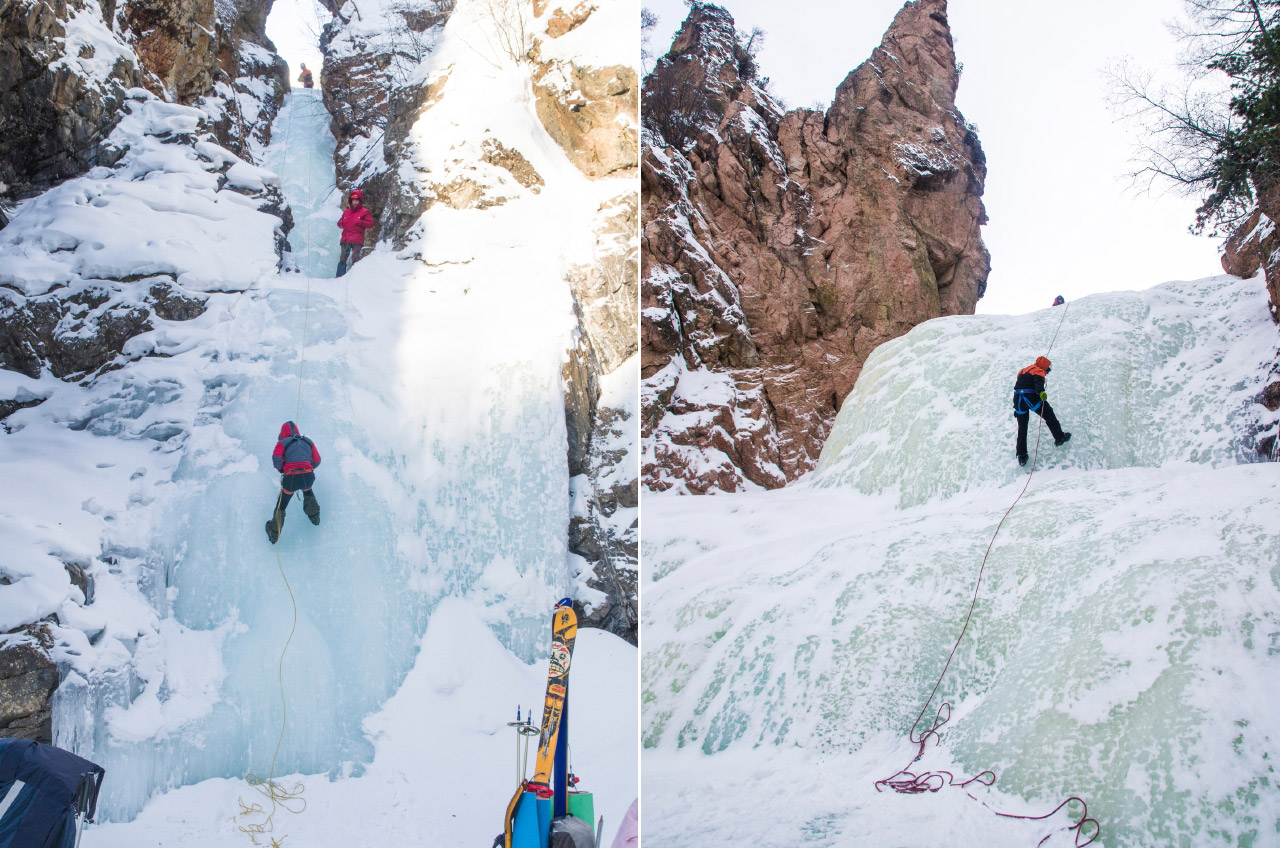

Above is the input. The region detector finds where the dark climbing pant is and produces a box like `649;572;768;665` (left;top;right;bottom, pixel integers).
1016;401;1065;459
270;486;318;537
337;242;361;277
281;471;315;494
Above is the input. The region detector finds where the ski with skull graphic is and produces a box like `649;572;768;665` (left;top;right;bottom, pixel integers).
528;602;577;795
499;602;578;848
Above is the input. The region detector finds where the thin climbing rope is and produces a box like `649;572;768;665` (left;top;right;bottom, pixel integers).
237;92;316;847
876;302;1100;847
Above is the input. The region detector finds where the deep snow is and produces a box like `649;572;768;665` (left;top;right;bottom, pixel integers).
642;274;1280;847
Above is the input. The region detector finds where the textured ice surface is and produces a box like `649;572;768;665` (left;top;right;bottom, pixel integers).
262;90;340;278
49;88;573;820
815;277;1274;505
643;276;1280;847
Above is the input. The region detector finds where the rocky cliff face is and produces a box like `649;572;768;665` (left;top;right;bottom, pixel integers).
0;0;286;201
319;0;638;641
1;0;143;196
641;0;989;494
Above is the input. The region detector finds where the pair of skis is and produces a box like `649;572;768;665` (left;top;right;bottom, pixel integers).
501;603;578;848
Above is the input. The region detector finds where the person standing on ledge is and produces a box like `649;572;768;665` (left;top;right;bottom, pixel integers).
298;63;314;89
337;188;374;277
1012;356;1071;467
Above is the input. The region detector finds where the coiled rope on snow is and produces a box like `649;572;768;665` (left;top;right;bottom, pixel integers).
875;302;1101;847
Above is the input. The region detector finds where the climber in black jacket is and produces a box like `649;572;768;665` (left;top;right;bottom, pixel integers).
1013;356;1071;466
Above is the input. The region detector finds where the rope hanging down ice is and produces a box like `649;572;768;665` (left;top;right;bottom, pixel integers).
237;94;318;847
875;302;1101;847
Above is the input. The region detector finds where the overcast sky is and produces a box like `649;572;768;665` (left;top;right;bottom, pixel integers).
266;0;331;86
644;0;1226;315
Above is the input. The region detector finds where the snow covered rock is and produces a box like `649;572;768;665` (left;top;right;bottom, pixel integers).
0;0;144;195
317;0;454;241
1218;186;1280;457
0;0;285;200
0;623;58;743
1221;182;1280;326
0;93;284;396
641;0;990;494
530;0;638;178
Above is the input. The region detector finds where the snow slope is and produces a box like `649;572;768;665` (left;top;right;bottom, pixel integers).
0;4;637;837
89;606;637;847
642;274;1280;847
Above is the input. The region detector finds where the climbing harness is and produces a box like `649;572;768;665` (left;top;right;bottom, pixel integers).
237;93;318;847
876;302;1100;847
1012;388;1042;415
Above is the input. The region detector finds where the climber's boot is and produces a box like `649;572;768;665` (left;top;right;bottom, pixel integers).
302;490;320;526
1055;431;1072;448
266;509;286;544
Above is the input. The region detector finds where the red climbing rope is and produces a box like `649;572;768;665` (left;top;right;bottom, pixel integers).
876;302;1100;847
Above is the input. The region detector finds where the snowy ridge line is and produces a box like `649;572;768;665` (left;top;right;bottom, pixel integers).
875;304;1100;846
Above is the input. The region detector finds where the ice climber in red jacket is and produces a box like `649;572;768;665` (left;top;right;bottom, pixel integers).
267;421;321;544
336;189;374;277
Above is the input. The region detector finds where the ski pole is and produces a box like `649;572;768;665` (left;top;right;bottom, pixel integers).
596;815;603;847
507;706;524;787
519;717;537;780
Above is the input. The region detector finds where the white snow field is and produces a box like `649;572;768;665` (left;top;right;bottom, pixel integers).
642;274;1280;847
0;0;638;838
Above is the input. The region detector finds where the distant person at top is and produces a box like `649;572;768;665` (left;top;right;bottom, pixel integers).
1053;295;1065;306
266;421;321;544
1012;356;1071;467
337;189;374;277
298;64;314;89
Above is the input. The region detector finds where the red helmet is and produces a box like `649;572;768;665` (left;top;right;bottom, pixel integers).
349;189;363;200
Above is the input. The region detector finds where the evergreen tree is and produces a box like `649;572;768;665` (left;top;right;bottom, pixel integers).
1113;0;1280;234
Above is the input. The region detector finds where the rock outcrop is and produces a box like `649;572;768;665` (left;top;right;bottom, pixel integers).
564;194;639;642
0;0;143;197
1222;184;1280;326
0;0;285;203
530;0;638;178
641;0;989;494
1220;177;1280;461
534;0;638;643
317;0;457;246
0;623;58;743
0;0;289;421
0;277;207;389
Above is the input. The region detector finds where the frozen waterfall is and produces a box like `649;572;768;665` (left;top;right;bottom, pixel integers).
642;275;1280;847
53;89;573;821
263;89;340;279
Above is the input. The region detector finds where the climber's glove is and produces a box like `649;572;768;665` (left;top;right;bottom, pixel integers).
1039;391;1048;401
